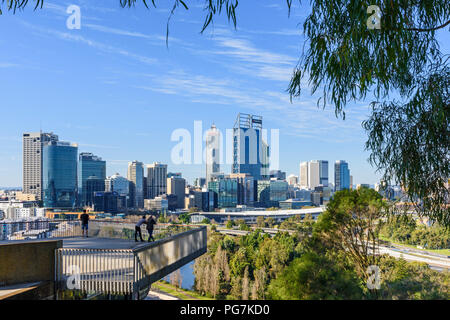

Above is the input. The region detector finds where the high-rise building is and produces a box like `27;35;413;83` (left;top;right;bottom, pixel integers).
78;152;106;207
105;173;129;196
42;140;78;208
167;176;186;209
23;132;58;200
147;162;168;199
299;161;308;188
85;176;106;207
287;174;298;186
232;113;268;180
205;124;221;184
270;170;286;180
299;160;328;189
318;160;329;187
230;173;255;207
208;176;238;208
127;161;144;208
334;160;350;191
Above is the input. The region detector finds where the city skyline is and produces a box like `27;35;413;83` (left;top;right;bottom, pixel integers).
0;0;404;187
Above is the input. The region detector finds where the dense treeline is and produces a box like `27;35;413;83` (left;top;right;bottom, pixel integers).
380;215;450;250
193;188;450;300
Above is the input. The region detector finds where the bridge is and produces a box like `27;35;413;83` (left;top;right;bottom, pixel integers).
0;220;207;300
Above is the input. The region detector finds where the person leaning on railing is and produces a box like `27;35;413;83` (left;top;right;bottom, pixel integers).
135;215;146;242
146;215;157;242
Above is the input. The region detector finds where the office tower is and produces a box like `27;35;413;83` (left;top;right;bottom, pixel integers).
308;161;320;189
261;139;270;180
105;173;129;195
167;176;186;209
205;124;221;183
287;174;298;186
167;172;182;178
23;132;58;200
85;176;105;207
143;177;148;200
232;113;267;180
299;160;327;189
78;152;106;207
318;160;329;187
299;162;308;188
128;161;144;208
42;140;78;208
208;176;238;208
334;160;350;191
147;162;168;199
256;179;288;208
230;173;255;207
270;170;286;180
194;177;206;188
350;175;354;189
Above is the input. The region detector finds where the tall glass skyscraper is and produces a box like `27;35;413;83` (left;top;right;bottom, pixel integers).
78;152;106;207
42;141;78;208
334;160;350;191
232;113;268;180
128;161;144;208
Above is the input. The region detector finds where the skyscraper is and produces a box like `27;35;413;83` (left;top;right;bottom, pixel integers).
300;160;328;189
318;160;329;187
205;124;221;184
78;152;106;207
335;160;350;192
232;113;267;180
127;161;144;208
147;162;168;199
167;176;186;209
23;132;58;200
42;140;78;208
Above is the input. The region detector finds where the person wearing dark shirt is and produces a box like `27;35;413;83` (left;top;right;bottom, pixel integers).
135;215;146;242
80;210;90;238
146;215;157;242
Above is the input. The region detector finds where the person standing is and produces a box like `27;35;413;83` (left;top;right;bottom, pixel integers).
135;215;146;242
80;210;90;238
146;215;157;242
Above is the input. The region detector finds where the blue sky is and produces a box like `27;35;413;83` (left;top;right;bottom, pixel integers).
0;0;447;187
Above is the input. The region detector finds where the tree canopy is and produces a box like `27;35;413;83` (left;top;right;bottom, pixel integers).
2;0;449;225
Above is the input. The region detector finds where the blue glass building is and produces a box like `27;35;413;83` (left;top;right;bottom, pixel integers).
334;160;350;191
78;152;106;207
43;141;78;208
208;177;238;208
232;113;268;180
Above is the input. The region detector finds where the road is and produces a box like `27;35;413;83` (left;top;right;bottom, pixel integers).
377;244;450;271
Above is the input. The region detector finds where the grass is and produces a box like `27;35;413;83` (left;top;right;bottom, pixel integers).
151;281;213;300
379;236;450;256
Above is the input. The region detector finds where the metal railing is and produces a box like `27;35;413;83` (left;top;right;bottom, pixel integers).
54;225;207;300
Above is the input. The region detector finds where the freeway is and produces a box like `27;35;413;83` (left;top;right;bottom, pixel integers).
215;227;450;271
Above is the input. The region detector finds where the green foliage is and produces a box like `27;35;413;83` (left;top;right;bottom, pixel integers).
377;255;450;300
201;218;211;224
380;216;450;249
226;219;234;229
178;212;190;224
267;252;364;300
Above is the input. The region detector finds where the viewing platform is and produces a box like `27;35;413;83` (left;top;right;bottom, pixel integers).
0;220;207;300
